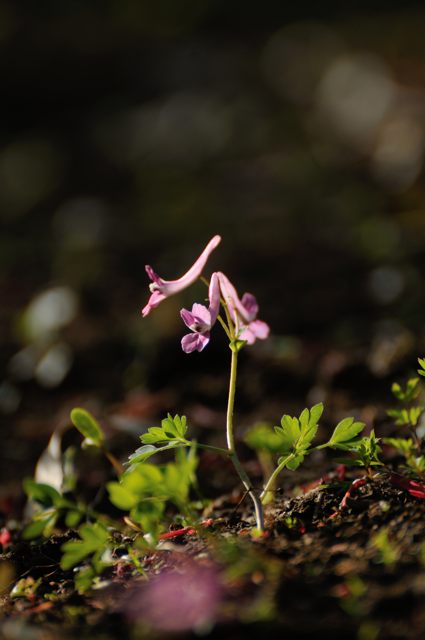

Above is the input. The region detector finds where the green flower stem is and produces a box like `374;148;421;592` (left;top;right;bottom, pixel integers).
227;347;264;532
260;453;295;504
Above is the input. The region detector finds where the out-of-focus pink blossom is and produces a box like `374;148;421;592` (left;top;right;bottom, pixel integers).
0;528;11;549
142;235;221;317
123;563;221;632
180;273;220;353
217;272;270;344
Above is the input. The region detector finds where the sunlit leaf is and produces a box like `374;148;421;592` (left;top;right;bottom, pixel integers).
70;408;104;447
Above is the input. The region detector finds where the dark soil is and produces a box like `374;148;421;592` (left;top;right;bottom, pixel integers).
1;472;424;640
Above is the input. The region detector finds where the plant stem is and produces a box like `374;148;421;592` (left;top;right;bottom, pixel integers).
260;453;295;503
188;442;231;456
226;347;264;532
102;448;125;476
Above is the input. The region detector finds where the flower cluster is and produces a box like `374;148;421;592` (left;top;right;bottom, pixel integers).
142;236;269;353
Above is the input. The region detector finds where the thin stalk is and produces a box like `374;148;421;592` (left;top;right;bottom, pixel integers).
260;453;295;503
102;447;125;476
186;441;231;456
226;348;264;531
217;314;232;340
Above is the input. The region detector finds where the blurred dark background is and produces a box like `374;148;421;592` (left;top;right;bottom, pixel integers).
2;1;425;493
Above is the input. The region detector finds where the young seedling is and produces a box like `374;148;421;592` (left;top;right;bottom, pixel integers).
70;408;124;476
384;359;425;478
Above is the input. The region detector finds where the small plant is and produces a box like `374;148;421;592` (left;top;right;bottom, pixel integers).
22;238;379;545
22;478;88;539
330;430;384;479
107;446;199;538
384;358;425;478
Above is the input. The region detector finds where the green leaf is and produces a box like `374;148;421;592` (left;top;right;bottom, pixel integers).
130;500;165;536
22;511;58;540
286;454;304;471
383;437;414;454
65;510;83;528
310;403;324;427
119;464;164;498
172;414;187;438
274;404;324;456
328;417;365;446
107;482;139;510
299;408;309;430
74;566;96;595
275;415;300;451
70;408;104;447
60;523;109;570
23;479;62;508
298;403;323;448
140;415;188;446
244;423;285;453
129;442;185;464
391;378;420;403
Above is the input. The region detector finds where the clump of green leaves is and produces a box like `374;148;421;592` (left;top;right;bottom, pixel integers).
22;479;86;539
258;405;367;502
384;359;425;477
108;445;199;539
10;576;41;600
387;377;423;428
383;437;425;477
61;522;111;570
328;430;384;477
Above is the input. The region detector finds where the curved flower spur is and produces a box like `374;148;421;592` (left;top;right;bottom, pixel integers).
142;235;222;317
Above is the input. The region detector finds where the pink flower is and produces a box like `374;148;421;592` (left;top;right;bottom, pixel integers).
217;272;269;344
180;273;220;353
123;563;221;632
142;235;221;317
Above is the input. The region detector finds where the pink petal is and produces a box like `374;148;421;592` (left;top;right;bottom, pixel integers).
145;265;163;287
217;272;250;324
180;308;197;329
241;293;259;321
191;303;211;326
249;319;270;340
239;320;270;345
181;332;210;353
141;290;166;317
180;305;211;332
208;272;220;325
238;325;255;345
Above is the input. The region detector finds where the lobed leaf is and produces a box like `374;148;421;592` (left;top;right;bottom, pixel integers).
328;417;365;446
275;415;300;451
60;523;109;570
140;414;188;445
